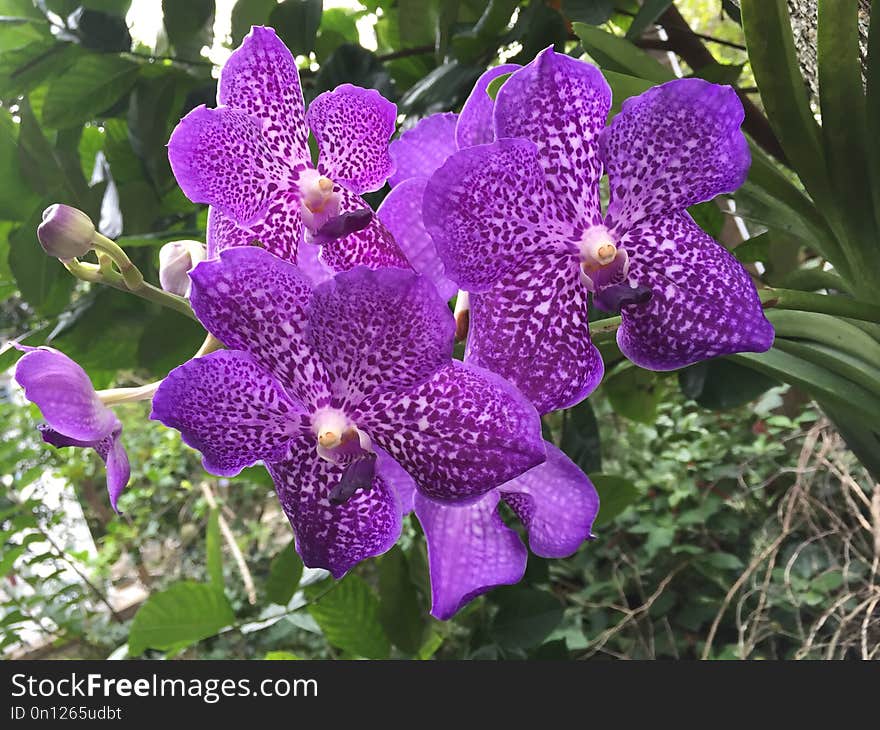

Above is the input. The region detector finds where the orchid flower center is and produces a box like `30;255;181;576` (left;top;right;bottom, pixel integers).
579;225;618;271
298;169;341;237
312;407;372;463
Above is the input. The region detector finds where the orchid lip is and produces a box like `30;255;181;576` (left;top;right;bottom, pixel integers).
312;407;373;463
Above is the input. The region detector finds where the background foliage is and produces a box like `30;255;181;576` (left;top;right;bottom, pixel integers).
0;0;878;660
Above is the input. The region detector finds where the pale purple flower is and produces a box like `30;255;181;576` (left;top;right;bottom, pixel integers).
167;25;408;277
150;246;545;577
158;240;207;297
388;50;773;415
14;346;130;512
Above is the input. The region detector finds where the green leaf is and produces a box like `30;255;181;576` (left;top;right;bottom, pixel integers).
740;1;833;220
817;0;880;293
314;44;395;99
731;348;880;428
679;359;778;411
603;69;655;117
162;0;214;58
604;364;662;423
315;8;360;63
42;54;140;129
7;208;73;315
128;581;235;655
591;474;639;528
560;399;602;474
625;0;672;40
230;0;277;46
137;307;206;377
270;0;323;56
398;0;438;46
265;539;304;606
561;0;614;25
307;575;390;658
572;23;674;83
509;0;567;64
206;509;223;592
0;113;38;219
377;546;425;655
491;587;564;650
732;231;770;264
398;61;480;114
765;310;880;367
693;61;745;86
485;71;511;101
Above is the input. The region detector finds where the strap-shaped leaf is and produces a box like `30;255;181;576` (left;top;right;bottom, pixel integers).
572;23;674;83
740;1;833;219
731;348;880;427
817;0;880;293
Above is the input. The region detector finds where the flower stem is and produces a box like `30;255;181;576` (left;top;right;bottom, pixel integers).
759;288;880;324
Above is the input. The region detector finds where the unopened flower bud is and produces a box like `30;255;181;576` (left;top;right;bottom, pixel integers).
159;240;207;297
37;204;95;260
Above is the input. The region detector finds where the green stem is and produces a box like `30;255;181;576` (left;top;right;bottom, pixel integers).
759;288;880;323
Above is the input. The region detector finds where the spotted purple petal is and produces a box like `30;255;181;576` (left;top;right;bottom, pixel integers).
308;84;397;195
388;112;458;187
189;246;331;408
168;105;295;225
466;253;604;414
500;442;598;557
494;49;610;228
267;436;402;578
15;346;119;442
305;266;455;407
150;350;306;477
376;447;416;515
296;240;333;286
356;361;545;502
617;211;774;370
601;77;750;234
424;137;561;293
377;178;458;300
414;490;526;620
218;25;309;162
455;63;520;150
318;186;411;273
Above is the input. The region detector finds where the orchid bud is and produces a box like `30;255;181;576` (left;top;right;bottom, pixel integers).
37;204;95;260
158;240;207;297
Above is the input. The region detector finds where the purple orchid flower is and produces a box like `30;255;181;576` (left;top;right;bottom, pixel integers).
377;66;601;618
416;442;598;619
388;51;773;415
150;246;545;578
13;346;130;512
167;25;409;278
378;65;520;301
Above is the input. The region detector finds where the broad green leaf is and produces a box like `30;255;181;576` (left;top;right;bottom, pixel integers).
307;575;390;658
740;1;834;224
136;304;206;377
820;400;880;482
270;0;323;56
206;509;223;592
398;0;438;46
603;69;654;117
0;113;38;219
7;208;73;315
230;0;277;46
485;71;511;101
773;340;880;400
866;0;880;248
265;539;304;606
315;7;360;63
561;0;614;25
491;587;564;650
591;474;639;527
572;23;673;83
128;581;235;655
314;44;396;99
693;61;744;86
451;0;519;62
678;359;778;411
560;399;601;474
688;201;725;239
603;364;662;424
377;546;425;655
399;61;480;114
162;0;214;58
42;55;140;129
625;0;672;40
0;39;84;100
509;0;567;64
